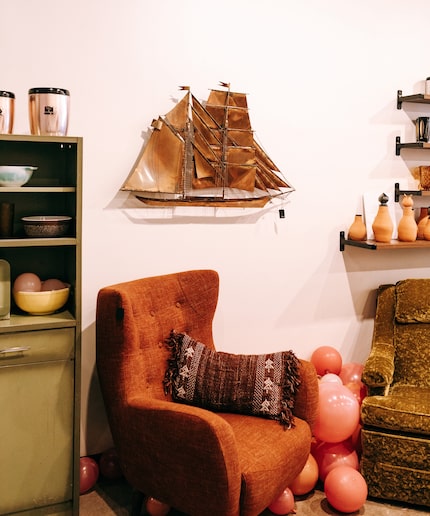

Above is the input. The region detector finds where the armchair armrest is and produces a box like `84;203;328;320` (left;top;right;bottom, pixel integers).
294;359;319;429
362;284;396;396
120;397;241;516
362;340;395;395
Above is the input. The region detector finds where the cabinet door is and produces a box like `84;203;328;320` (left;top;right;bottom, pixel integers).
0;358;74;514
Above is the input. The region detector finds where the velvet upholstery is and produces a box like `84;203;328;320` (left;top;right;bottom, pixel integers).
96;270;318;516
361;279;430;507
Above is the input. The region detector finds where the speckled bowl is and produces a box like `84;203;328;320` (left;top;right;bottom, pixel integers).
22;216;72;237
0;166;37;187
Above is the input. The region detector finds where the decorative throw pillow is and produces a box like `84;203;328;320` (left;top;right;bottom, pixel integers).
163;330;301;428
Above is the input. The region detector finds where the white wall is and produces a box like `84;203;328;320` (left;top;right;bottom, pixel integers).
4;0;430;455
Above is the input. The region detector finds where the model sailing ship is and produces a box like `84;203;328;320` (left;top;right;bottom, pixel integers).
122;82;294;208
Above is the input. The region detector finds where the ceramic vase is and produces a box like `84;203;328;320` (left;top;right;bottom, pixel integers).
397;194;417;242
417;207;429;239
372;193;393;243
348;214;367;241
424;218;430;241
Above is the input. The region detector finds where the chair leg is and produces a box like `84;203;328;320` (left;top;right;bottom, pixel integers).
130;488;145;516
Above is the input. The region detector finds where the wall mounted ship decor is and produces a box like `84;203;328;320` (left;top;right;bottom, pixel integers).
122;82;294;208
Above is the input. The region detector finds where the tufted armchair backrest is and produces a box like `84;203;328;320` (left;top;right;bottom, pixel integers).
96;270;219;412
392;279;430;388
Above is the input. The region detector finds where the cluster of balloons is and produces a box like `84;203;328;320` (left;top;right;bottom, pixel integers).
267;346;368;515
79;447;123;495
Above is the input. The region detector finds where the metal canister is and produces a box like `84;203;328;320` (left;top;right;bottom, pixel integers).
0;91;15;134
28;87;70;136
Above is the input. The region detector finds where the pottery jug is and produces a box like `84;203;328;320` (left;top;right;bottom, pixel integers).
397;194;417;242
372;193;393;243
348;214;367;241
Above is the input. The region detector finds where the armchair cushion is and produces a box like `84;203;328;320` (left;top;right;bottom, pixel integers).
361;385;430;434
164;331;301;428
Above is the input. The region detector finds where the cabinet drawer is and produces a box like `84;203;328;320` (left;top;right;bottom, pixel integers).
0;327;74;365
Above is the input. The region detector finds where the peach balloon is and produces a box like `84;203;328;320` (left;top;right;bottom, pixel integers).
313;383;360;443
145;497;170;516
324;466;368;513
313;439;359;481
289;453;319;495
311;346;342;376
320;373;342;384
268;488;295;515
339;362;363;385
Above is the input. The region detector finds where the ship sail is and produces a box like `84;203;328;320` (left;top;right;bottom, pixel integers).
121;83;294;207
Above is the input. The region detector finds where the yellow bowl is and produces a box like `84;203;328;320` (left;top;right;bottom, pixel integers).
13;287;70;315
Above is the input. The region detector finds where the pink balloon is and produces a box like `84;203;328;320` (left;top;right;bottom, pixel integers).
311;346;342;376
145;497;170;516
344;380;367;405
339;362;363;384
313;383;360;443
320;373;342;384
313;439;359;481
324;466;368;513
99;447;123;480
268;488;295;515
80;457;99;494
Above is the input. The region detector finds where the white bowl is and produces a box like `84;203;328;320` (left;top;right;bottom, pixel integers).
0;166;37;187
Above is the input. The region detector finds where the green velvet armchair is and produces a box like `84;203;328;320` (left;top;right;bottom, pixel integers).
361;279;430;507
96;270;318;516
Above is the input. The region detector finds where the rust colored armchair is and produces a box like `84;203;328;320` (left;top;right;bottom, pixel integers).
361;279;430;507
96;270;318;516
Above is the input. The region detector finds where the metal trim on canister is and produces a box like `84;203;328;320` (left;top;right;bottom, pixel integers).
0;91;15;99
28;87;69;96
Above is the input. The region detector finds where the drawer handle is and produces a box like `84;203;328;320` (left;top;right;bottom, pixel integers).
0;346;31;355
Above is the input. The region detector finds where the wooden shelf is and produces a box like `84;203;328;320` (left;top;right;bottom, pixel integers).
395;136;430;155
397;90;430;109
340;231;430;251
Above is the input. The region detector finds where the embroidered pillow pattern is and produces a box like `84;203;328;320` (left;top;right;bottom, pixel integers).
164;330;301;428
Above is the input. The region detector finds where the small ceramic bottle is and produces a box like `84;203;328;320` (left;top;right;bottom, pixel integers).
372;193;393;243
348;214;367;241
417;207;430;239
397;194;417;242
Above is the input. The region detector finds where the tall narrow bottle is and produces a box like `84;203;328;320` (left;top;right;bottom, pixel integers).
0;259;10;319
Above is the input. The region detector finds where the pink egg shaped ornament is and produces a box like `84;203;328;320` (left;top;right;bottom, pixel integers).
41;278;66;291
13;272;42;292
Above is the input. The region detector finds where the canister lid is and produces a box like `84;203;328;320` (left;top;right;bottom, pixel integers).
28;87;69;96
0;91;15;98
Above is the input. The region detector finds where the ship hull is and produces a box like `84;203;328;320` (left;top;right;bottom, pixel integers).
135;195;271;208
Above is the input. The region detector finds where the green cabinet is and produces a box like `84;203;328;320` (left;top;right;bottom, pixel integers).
0;136;82;515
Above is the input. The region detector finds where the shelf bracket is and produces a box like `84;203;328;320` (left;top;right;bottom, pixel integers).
394;182;422;202
396;136;401;156
339;231;377;251
397;89;403;110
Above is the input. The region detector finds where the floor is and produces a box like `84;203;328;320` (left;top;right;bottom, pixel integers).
80;477;429;515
